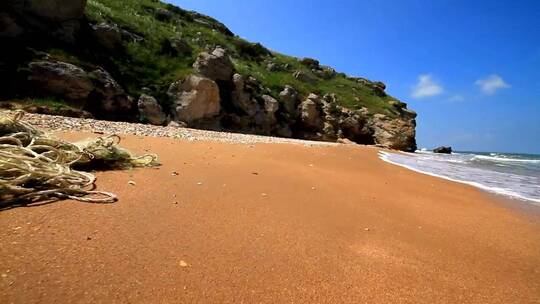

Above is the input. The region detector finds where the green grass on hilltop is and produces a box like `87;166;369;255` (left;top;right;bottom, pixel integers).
81;0;401;116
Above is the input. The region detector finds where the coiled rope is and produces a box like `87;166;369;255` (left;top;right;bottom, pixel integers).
0;111;159;208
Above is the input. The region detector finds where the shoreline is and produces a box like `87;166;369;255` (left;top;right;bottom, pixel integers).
379;151;540;206
16;110;539;210
1;117;540;303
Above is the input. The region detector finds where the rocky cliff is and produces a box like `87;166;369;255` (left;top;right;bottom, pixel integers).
0;0;417;151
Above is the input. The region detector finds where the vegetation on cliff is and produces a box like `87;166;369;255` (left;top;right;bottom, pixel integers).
84;0;401;114
0;0;417;151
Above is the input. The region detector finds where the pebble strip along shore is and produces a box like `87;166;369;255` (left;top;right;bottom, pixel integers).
5;111;338;146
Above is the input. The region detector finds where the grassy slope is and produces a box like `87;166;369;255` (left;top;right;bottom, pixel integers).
80;0;402;116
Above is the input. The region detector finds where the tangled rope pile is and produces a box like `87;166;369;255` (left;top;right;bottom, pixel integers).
0;111;159;208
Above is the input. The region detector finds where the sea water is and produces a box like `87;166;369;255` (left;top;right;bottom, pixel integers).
379;150;540;205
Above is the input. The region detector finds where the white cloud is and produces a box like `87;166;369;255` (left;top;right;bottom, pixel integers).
411;74;443;98
448;95;464;102
475;74;510;95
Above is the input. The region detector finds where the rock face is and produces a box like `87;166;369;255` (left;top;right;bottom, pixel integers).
15;0;87;22
193;47;234;82
1;0;87;42
433;146;452;154
168;74;221;124
138;95;167;125
279;85;299;115
91;23;124;52
28;61;94;102
262;94;279;124
26;60;134;119
298;94;322;129
1;0;419;152
89;68;133;115
368;113;417;152
231;73;259;116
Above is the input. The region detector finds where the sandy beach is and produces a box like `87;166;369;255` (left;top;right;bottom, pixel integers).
1;130;540;303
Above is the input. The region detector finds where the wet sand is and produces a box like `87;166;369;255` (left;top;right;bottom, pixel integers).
1;133;539;303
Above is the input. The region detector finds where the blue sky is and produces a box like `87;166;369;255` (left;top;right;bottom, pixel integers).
171;0;540;153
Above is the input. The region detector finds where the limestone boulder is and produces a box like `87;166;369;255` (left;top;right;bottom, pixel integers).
27;60;94;102
262;94;279;123
368;114;417;152
167;74;221;124
89;68;133;114
138;94;167;125
231;73;259;116
298;94;322;129
193;47;234;82
279;85;299;115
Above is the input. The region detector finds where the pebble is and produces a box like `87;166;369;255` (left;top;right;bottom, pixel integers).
364;228;370;231
171;171;179;176
9;111;337;146
128;181;136;186
197;182;203;186
179;260;188;267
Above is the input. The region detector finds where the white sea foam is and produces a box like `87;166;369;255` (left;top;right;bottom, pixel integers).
472;155;540;164
379;151;540;205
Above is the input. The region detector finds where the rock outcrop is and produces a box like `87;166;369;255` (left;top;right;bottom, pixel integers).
13;0;87;22
90;23;124;52
26;60;135;119
368;113;417;152
231;73;259;116
1;0;87;42
262;94;279;124
167;74;221;124
28;61;94;102
433;146;452;154
279;85;299;115
298;94;322;129
1;0;418;152
193;47;234;82
138;95;167;125
89;68;133;116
